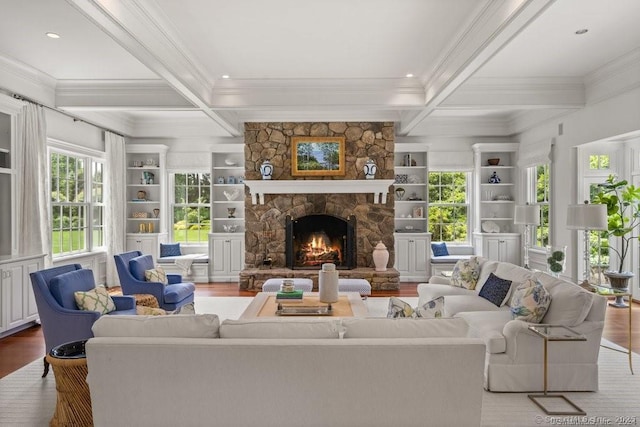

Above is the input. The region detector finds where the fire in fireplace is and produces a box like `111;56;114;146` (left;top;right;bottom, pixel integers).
286;214;356;269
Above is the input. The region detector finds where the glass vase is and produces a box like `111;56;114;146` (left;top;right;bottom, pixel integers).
546;245;567;277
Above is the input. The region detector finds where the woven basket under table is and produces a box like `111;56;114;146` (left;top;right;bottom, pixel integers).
46;354;93;426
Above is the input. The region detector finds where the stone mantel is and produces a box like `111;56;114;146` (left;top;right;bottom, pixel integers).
244;179;395;205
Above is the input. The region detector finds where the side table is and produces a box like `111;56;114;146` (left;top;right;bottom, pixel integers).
46;340;93;426
528;325;586;416
591;284;634;374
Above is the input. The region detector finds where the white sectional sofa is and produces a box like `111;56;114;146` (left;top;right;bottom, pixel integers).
86;315;485;427
417;257;607;392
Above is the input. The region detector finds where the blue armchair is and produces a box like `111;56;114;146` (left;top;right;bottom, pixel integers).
114;251;196;311
30;264;137;377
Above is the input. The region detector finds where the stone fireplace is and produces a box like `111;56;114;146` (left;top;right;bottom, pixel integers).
285;214;356;270
240;121;399;291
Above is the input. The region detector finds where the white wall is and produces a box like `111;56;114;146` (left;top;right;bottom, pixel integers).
518;85;640;296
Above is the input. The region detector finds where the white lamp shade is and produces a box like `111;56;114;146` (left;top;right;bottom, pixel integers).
566;203;607;230
514;204;540;225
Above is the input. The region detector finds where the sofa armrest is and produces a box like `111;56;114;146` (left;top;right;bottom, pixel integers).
428;276;452;285
167;274;183;284
502;319;604;363
111;295;136;310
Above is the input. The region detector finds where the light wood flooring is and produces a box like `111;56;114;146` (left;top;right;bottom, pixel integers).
1;282;638;379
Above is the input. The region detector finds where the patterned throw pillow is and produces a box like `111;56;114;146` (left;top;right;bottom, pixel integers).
74;285;116;315
431;242;449;257
387;296;445;318
145;265;168;285
451;257;481;289
510;279;551;323
160;243;181;257
478;273;512;307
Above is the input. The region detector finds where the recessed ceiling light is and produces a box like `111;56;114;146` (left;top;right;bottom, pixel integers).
575;29;588;35
221;75;230;79
405;73;414;78
46;32;61;39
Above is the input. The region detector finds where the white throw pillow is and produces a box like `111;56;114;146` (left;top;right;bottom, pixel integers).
510;279;551;323
541;282;594;327
74;285;116;315
219;319;340;338
451;257;481;290
92;314;220;338
387;296;444;318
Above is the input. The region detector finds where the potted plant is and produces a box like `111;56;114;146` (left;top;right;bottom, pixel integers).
592;174;640;295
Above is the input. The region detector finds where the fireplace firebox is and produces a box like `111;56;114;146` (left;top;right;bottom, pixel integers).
286;214;356;270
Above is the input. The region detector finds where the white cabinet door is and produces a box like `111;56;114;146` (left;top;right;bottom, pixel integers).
0;255;44;336
210;233;245;281
126;233;167;259
394;233;430;281
479;234;520;264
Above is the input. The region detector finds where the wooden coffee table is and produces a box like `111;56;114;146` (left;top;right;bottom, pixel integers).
239;292;368;319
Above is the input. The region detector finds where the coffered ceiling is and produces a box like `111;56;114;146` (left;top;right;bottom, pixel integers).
0;0;639;139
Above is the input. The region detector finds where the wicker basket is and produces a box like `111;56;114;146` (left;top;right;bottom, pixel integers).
132;212;148;218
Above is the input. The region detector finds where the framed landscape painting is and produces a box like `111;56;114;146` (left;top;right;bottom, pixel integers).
291;136;345;176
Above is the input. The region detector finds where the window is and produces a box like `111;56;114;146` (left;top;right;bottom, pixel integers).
50;150;104;256
428;171;469;242
171;172;211;243
527;164;550;248
589;154;610;170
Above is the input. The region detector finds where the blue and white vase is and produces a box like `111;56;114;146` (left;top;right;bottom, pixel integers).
364;159;377;179
488;171;501;184
260;160;273;180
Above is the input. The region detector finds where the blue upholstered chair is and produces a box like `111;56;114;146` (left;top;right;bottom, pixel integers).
114;251;196;311
30;264;137;377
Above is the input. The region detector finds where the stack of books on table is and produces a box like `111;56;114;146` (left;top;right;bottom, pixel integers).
275;290;304;303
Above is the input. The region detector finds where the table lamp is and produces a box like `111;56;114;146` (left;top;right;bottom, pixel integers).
566;201;607;285
514;204;540;269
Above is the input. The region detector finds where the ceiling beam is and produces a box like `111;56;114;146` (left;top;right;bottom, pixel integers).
65;0;241;136
400;0;557;136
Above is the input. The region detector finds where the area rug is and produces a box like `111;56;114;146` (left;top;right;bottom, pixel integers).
1;297;638;427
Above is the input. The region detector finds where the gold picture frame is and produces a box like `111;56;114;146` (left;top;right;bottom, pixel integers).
291;136;345;176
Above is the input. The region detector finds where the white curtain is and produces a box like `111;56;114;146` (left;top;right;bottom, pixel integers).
105;131;126;286
15;103;51;265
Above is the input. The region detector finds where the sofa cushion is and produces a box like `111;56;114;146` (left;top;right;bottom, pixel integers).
74;285;116;314
510;279;551;323
92;314;220;338
160;242;182;257
418;283;477;303
442;295;504;317
451;256;481;290
387;296;444;318
49;269;97;309
478;273;512;307
454;311;512;354
342;317;469;338
431;242;449;257
129;255;155;281
145;266;168;285
540;279;594;327
219;319;340;339
163;283;196;304
475;260;499;293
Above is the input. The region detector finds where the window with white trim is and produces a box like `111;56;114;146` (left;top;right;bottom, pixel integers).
171;172;211;243
50;150;104;256
428;171;470;242
526;164;550;248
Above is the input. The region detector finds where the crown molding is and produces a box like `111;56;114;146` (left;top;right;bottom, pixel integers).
585;48;640;105
0;54;57;106
56;79;193;108
211;78;425;108
409;115;510;137
235;108;402;124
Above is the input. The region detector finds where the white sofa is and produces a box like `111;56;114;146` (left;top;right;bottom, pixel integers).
417;257;607;392
86;315;485;427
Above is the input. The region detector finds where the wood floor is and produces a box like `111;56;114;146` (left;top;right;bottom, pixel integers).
1;282;638;379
